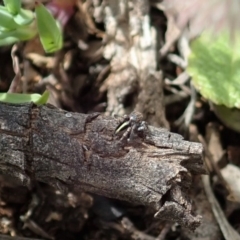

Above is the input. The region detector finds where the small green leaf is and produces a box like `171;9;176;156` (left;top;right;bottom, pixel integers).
0;6;19;29
212;103;240;133
0;90;49;105
0;22;37;41
13;9;34;26
35;90;50;105
35;2;63;53
3;0;21;15
0;36;18;46
187;30;240;109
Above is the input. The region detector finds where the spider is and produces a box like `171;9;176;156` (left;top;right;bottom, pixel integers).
114;111;148;142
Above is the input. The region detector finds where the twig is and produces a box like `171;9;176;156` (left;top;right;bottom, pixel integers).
167;54;187;69
8;44;21;93
202;175;240;240
121;217;155;240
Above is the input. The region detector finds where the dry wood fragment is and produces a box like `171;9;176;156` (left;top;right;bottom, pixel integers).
202;175;240;240
100;0;168;128
0;102;206;230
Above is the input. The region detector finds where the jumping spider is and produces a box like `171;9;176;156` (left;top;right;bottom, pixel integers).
114;111;149;143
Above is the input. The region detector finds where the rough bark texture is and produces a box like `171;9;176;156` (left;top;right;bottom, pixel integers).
0;102;206;230
101;0;169;128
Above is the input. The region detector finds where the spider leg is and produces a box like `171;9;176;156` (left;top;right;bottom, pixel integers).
128;124;140;142
119;126;132;142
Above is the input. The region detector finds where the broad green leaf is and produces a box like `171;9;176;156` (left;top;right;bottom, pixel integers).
188;30;240;109
0;90;49;105
3;0;21;15
35;3;63;53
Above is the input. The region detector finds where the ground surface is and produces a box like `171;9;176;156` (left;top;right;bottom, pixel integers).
0;1;240;240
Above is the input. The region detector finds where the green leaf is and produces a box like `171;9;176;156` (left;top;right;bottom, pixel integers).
0;90;49;105
0;22;37;41
2;1;34;26
35;90;50;105
187;30;240;109
0;36;19;46
0;6;19;29
3;0;21;15
35;2;63;53
13;8;34;26
212;103;240;133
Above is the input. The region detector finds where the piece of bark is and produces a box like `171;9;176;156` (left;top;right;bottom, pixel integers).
181;177;221;240
0;102;206;230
